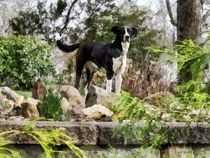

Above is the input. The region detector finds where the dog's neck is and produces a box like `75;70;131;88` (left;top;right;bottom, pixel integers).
121;42;130;55
111;39;130;56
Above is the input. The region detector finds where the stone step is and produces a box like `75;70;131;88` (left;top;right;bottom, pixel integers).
0;120;210;145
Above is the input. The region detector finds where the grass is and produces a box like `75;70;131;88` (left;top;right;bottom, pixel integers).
15;91;32;99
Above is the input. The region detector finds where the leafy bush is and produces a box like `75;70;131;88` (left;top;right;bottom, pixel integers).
151;39;210;109
40;89;62;120
0;35;53;90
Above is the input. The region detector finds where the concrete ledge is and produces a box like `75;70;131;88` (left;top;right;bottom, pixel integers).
0;120;210;145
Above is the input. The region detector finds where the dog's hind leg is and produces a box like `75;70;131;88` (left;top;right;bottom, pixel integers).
84;61;96;95
84;68;94;95
74;61;85;89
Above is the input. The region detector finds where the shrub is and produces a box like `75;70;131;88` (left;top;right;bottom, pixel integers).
0;35;54;89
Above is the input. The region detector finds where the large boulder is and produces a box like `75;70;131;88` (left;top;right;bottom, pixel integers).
0;87;24;115
45;85;85;109
85;85;118;109
82;104;113;121
21;98;41;119
60;85;85;109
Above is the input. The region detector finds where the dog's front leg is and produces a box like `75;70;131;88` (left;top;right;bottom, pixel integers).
106;79;112;93
106;68;114;93
115;75;122;94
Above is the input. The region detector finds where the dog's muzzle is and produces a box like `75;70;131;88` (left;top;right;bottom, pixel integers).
124;35;130;42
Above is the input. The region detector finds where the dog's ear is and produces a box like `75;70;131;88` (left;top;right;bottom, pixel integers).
131;27;137;37
111;26;119;34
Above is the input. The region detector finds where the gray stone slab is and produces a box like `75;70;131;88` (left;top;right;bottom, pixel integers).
0;120;210;145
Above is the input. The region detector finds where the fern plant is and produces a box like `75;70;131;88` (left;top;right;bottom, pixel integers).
0;131;22;158
151;39;210;109
113;91;167;148
0;121;86;158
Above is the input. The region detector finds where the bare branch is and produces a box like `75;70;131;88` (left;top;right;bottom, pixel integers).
203;10;210;22
59;0;79;35
165;0;177;26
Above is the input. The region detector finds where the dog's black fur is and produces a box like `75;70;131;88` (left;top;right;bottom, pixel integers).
56;26;137;93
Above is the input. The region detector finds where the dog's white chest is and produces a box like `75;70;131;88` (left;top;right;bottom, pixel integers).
113;55;126;75
121;42;130;54
112;42;129;75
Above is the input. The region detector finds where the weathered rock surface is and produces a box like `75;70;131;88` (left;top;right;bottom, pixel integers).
143;91;177;108
60;85;85;109
83;104;113;121
193;146;210;158
21;98;41;118
32;78;45;100
66;105;86;121
162;146;193;158
0;120;99;145
0;87;24;115
85;85;118;109
60;97;72;114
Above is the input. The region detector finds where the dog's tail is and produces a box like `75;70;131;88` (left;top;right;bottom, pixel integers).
56;40;80;53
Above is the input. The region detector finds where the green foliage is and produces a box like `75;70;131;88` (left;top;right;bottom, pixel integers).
0;131;22;158
151;40;210;109
175;80;209;109
40;89;62;120
175;40;210;109
113;89;209;152
0;122;85;158
0;35;53;89
113;91;167;148
22;122;85;158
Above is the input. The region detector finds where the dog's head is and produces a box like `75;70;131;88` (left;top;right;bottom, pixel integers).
111;26;137;42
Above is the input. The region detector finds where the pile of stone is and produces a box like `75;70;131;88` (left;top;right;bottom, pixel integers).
0;79;116;122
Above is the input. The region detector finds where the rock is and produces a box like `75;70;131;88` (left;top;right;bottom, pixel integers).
66;105;86;121
143;91;177;108
21;98;41;119
162;146;194;158
0;87;23;114
32;78;45;100
60;97;72;114
1;87;20;100
15;96;24;108
60;85;85;109
193;146;210;158
85;85;118;109
83;104;113;121
8;116;25;121
135;148;160;158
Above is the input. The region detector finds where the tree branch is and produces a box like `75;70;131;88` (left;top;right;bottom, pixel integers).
165;0;177;26
202;10;210;22
59;0;79;35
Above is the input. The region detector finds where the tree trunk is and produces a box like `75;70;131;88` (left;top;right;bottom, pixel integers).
177;0;202;44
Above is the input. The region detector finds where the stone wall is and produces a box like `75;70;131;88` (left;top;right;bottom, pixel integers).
0;120;209;158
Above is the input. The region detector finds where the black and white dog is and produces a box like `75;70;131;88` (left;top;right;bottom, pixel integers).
56;26;137;94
